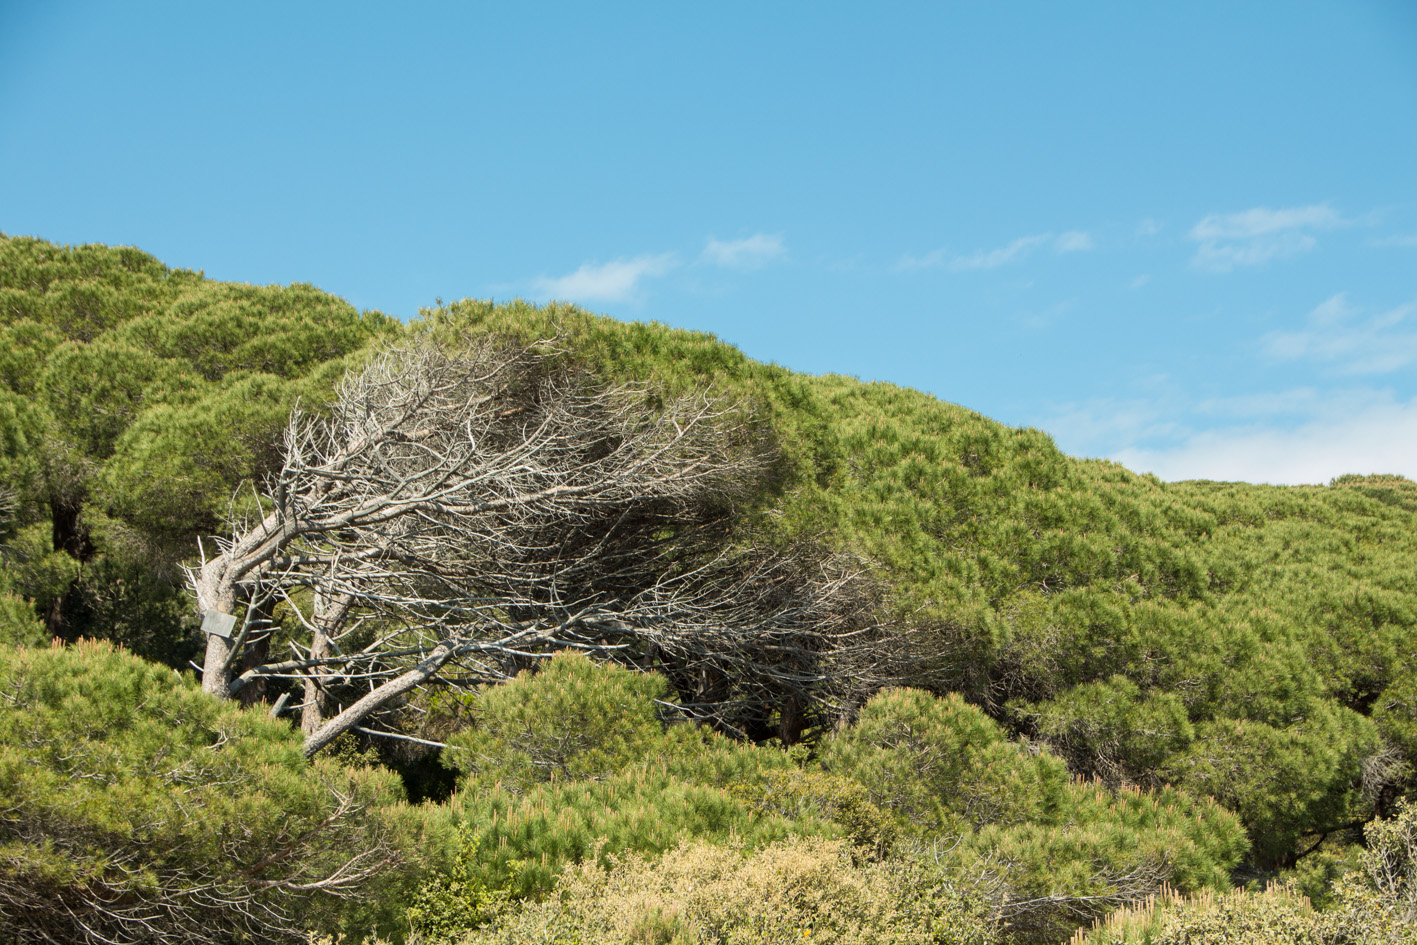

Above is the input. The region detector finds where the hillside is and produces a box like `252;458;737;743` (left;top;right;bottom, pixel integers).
2;234;1415;943
427;297;1417;865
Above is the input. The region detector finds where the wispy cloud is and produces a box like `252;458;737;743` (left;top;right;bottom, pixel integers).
894;248;951;271
1372;233;1417;248
700;233;786;269
1111;392;1417;485
1262;292;1417;374
899;230;1094;272
1188;203;1342;271
1042;396;1182;456
1127;274;1150;289
534;253;678;304
1135;218;1162;238
1193;387;1322;418
949;234;1050;270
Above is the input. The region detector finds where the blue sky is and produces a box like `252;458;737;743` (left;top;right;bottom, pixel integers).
2;2;1415;484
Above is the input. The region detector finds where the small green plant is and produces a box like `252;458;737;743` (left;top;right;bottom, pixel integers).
405;826;512;944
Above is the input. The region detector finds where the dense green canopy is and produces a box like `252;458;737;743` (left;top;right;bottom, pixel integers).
0;235;395;658
2;235;1415;942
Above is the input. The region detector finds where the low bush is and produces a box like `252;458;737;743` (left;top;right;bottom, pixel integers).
458;837;999;945
1070;800;1417;944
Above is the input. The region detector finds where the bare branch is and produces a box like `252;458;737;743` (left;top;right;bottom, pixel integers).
190;336;899;753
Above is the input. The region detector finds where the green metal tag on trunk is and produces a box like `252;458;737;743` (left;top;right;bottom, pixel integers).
201;609;238;639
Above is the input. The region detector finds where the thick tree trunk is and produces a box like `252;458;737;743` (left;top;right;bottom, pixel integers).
199;586;237;697
50;492;92;560
234;612;273;708
301;630;333;735
303;643;455;758
777;694;804;746
301;588;354;733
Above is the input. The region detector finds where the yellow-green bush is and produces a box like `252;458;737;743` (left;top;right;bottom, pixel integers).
1067;884;1321;945
458;837;998;945
1071;801;1417;945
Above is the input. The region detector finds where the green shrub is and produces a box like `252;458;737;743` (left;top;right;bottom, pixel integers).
820;688;1068;833
732;766;899;861
1158;707;1379;866
821;687;1247;940
437;761;817;901
0;640;417;945
0;593;45;647
417;653;832;939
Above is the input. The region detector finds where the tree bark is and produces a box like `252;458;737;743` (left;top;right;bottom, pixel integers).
199;586;237;697
301;630;333;735
303;643;456;758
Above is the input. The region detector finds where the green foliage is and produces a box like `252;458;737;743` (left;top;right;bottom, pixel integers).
404;825;512;944
0;593;46;647
0;235;395;665
441;766;813;900
821;688;1069;832
1068;884;1323;945
1012;675;1193;784
821;687;1247;938
447;651;681;790
1071;801;1417;944
1323;798;1417;940
968;780;1247;905
3;523;80;616
0;640;416;944
445;652;793;794
434;654;816;909
417;298;1417;868
1375;674;1417;767
1157;706;1378;866
6;238;1417;936
732;767;899;861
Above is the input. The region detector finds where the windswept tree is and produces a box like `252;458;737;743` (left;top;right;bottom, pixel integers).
190;336;887;756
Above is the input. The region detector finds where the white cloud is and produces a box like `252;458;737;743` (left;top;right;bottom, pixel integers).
1054;230;1094;253
1111;392;1417;485
1373;233;1417;248
948;234;1051;271
1135;218;1162;238
534;253;678;304
700;233;785;269
1188;203;1342;271
1262;293;1417;374
1127;274;1150;289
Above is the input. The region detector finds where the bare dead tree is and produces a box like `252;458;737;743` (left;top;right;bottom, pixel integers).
190;336;892;757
